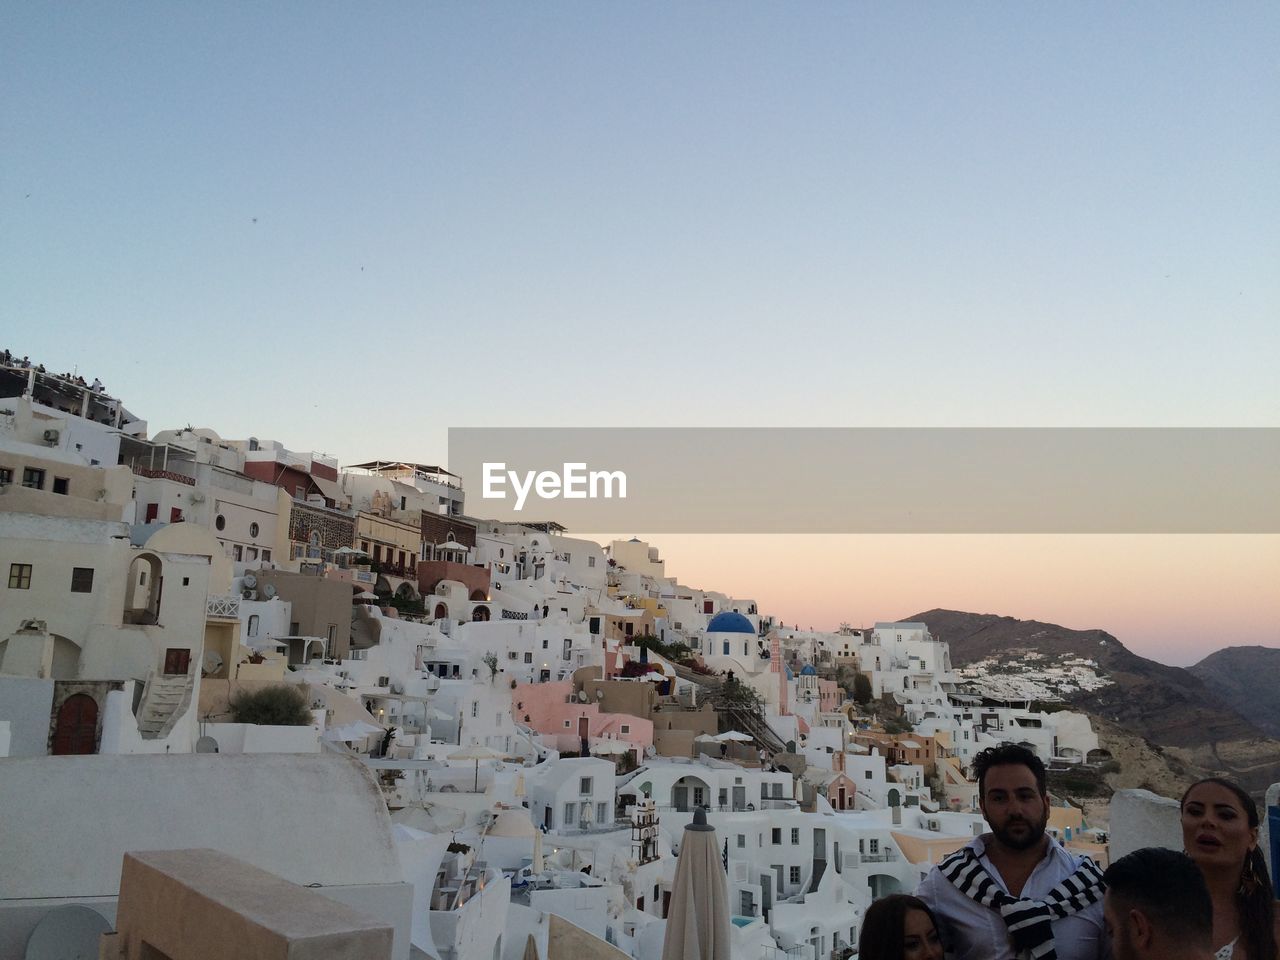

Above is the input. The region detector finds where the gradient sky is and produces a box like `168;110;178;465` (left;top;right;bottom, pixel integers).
3;4;1276;665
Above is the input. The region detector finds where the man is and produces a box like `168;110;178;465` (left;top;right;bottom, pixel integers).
917;744;1108;959
1102;848;1214;960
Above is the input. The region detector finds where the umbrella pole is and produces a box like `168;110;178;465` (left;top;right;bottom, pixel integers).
474;758;479;792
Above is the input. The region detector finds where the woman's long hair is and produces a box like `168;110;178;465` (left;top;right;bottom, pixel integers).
1181;777;1277;960
858;894;941;960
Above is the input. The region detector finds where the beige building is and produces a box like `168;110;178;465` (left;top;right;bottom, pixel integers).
251;568;353;660
0;512;234;754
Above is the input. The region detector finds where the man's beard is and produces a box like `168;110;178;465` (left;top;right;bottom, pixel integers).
991;812;1048;851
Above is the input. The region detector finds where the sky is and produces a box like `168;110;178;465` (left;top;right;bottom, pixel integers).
3;3;1277;665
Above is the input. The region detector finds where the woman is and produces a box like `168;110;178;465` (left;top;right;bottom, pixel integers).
1180;777;1279;960
858;894;945;960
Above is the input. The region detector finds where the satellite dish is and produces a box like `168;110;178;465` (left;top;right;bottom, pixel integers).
201;651;224;677
242;573;258;589
24;904;110;960
195;736;220;753
262;583;277;599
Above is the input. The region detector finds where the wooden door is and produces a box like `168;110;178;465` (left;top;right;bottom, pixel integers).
52;694;98;755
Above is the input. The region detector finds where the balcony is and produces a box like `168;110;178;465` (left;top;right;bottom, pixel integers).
206;595;241;620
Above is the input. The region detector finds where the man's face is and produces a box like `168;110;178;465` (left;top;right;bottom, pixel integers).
1103;893;1136;960
979;763;1049;851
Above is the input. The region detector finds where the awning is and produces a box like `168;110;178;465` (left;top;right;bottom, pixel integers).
311;476;348;505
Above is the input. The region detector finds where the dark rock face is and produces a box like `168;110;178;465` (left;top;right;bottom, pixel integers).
1189;646;1280;739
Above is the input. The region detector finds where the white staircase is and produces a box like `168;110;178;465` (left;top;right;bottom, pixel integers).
135;672;195;740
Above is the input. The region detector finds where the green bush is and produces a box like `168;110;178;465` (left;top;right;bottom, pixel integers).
229;684;313;726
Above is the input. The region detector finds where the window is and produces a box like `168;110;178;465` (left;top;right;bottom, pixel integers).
250;522;260;537
598;802;608;823
22;467;45;489
868;839;879;854
620;724;630;734
261;549;271;562
865;770;873;780
588;556;596;567
789;866;801;885
0;467;11;486
246;548;258;561
563;803;575;825
9;563;33;589
542;639;549;649
564;720;571;728
52;476;70;495
771;828;782;845
290;622;300;634
215;514;226;531
580;777;593;795
471;701;478;718
70;567;94;593
737;834;745;848
524;652;532;663
692;787;704;806
563;552;571;563
247;615;259;637
791;828;800;845
233;545;243;561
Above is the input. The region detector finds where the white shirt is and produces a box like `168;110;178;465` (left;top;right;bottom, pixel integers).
916;834;1110;960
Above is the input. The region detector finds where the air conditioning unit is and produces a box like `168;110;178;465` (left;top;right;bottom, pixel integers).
42;428;60;443
926;818;941;832
242;589;256;600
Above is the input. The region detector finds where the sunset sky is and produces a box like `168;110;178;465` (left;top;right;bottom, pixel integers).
4;4;1276;666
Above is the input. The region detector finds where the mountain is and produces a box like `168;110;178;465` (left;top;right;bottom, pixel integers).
1189;646;1280;739
907;609;1280;798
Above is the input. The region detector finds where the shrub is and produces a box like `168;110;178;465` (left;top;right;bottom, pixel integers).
229;684;313;726
852;673;873;705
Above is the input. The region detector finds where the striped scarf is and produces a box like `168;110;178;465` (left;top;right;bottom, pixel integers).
939;845;1106;960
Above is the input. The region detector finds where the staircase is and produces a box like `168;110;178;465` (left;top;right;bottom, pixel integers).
135;672;195;740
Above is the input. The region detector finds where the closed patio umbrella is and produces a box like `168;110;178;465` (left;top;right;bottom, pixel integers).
661;807;730;960
448;744;503;791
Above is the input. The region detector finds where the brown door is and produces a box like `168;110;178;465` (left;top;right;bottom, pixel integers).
52;694;98;755
164;648;191;675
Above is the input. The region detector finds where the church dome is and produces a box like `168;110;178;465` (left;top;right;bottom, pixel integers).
706;611;755;634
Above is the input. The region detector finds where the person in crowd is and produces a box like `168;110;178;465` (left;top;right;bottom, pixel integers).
858;894;944;960
917;744;1108;959
1181;777;1279;960
1103;847;1214;960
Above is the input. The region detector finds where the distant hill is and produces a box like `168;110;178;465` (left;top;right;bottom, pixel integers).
907;609;1280;798
1190;646;1280;739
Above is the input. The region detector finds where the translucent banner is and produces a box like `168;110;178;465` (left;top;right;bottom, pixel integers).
447;428;1280;533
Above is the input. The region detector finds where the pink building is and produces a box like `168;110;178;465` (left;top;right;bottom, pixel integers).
818;678;841;713
512;680;653;759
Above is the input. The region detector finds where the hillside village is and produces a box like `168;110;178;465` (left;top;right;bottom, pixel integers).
0;359;1201;960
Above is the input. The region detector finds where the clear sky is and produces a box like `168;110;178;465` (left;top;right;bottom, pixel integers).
3;3;1277;665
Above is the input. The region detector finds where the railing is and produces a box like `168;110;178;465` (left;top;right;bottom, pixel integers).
133;466;196;486
206;595;241;619
859;850;897;863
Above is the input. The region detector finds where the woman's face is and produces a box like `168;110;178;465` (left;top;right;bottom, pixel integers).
902;908;944;960
1181;782;1258;870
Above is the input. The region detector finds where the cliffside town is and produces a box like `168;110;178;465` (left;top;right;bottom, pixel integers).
0;358;1272;960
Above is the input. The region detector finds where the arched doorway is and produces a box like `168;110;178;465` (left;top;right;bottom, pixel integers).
672;775;710;812
52;694;98;755
434;603;448;620
123;554;163;625
471;605;490;622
